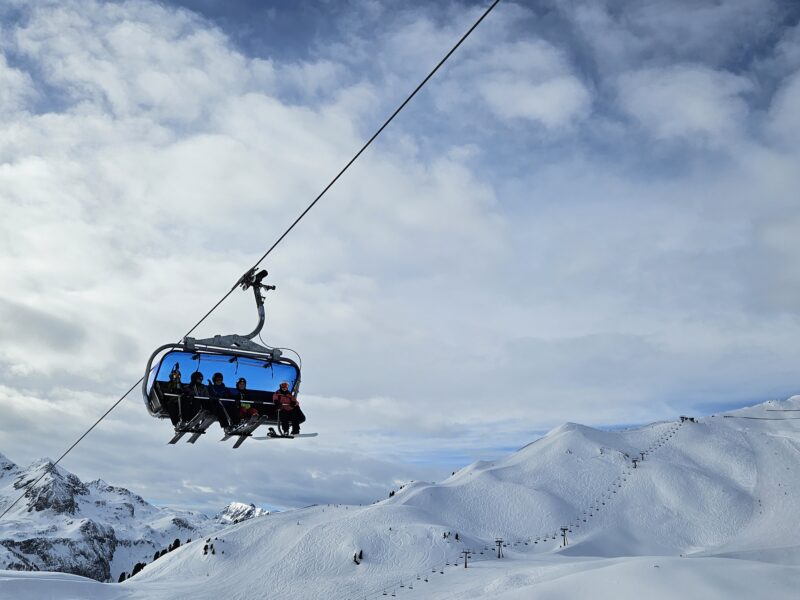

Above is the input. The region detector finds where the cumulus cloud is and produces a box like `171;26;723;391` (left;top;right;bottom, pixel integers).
474;41;592;128
562;0;788;75
766;69;800;147
9;0;258;122
434;35;592;130
0;54;35;114
617;65;752;144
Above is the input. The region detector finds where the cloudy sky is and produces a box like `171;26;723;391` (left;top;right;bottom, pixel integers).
1;0;799;513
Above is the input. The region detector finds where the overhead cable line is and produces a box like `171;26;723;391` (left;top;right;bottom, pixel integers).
0;0;502;522
722;415;800;420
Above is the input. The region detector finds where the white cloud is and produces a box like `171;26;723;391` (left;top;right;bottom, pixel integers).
617;65;752;144
8;0;257;123
479;74;590;127
0;54;35;114
438;39;592;130
338;5;592;131
766;70;800;147
563;0;785;75
275;59;343;101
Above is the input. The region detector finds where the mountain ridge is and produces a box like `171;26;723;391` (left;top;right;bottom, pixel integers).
0;453;263;581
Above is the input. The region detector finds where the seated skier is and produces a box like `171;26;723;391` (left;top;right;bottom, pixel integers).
273;381;305;435
179;371;208;425
163;365;184;426
234;377;259;425
208;372;234;428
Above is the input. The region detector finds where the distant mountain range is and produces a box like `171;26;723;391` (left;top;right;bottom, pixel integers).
0;453;266;582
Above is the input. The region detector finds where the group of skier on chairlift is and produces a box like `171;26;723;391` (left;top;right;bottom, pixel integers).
163;366;305;436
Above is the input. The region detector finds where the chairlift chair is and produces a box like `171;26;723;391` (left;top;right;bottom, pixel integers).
142;268;302;446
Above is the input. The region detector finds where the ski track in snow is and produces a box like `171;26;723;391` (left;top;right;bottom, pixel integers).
2;397;799;599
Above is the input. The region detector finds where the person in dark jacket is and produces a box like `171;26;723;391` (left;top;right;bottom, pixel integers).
180;371;208;424
163;365;184;426
208;372;234;428
185;371;209;398
234;377;259;424
273;381;305;435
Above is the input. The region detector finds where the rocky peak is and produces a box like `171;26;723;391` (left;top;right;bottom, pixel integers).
0;452;18;474
12;459;88;515
0;450;217;582
215;502;269;524
86;479;148;505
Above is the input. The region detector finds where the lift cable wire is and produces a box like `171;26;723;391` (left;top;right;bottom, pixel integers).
722;415;800;421
0;0;502;522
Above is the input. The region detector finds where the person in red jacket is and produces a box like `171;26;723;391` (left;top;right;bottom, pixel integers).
273;381;305;435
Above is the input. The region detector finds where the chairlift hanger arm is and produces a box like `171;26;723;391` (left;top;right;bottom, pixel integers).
236;267;276;294
235;268;275;340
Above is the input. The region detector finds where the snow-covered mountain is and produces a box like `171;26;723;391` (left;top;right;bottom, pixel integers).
0;454;220;582
214;502;269;525
2;397;799;599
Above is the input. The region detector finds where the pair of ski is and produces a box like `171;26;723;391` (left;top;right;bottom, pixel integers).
221;417;317;448
169;413;317;448
256;427;318;441
168;410;217;445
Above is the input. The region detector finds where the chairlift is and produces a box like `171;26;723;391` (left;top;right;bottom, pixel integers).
142;268;303;446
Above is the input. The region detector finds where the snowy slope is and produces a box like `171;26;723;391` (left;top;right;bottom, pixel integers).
1;397;799;599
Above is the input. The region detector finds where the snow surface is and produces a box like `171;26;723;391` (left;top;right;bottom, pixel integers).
2;397;799;599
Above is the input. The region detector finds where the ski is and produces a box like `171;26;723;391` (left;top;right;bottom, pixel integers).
232;434;251;449
253;432;318;441
168;429;188;445
220;416;265;442
187;415;218;443
224;416;273;448
168;410;212;445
